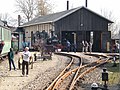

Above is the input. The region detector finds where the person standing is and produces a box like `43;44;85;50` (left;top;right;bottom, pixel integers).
82;41;85;52
85;41;89;53
66;40;71;52
22;47;31;77
71;43;77;53
0;41;5;60
89;42;93;53
8;48;16;71
112;43;117;53
116;41;119;53
0;41;4;54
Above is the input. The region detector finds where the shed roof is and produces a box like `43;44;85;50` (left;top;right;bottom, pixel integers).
21;6;113;27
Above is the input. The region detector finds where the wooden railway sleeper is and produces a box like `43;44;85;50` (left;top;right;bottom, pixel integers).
72;58;110;90
52;58;109;90
47;53;107;90
69;57;83;90
46;57;73;90
52;67;79;90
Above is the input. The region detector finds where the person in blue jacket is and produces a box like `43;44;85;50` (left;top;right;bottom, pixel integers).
8;48;16;71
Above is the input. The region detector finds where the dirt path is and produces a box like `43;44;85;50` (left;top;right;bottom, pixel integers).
0;52;99;90
0;52;63;90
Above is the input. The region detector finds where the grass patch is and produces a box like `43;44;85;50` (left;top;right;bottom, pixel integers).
105;60;120;85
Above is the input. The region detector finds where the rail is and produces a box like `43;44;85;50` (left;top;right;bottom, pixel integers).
47;52;111;90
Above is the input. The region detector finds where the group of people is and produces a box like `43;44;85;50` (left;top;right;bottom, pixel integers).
82;40;92;53
62;39;92;53
64;40;76;52
22;41;30;49
8;47;31;77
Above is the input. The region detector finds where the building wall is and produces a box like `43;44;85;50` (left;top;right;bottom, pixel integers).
54;8;111;52
23;23;52;48
55;8;109;35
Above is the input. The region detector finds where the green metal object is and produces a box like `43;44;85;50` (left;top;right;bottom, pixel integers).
0;27;11;56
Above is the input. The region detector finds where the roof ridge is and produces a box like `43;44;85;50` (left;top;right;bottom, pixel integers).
21;6;113;27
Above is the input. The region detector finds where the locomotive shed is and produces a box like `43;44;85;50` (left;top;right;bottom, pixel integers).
19;6;113;52
0;52;119;90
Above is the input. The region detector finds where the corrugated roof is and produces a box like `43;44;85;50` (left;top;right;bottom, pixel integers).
21;6;113;27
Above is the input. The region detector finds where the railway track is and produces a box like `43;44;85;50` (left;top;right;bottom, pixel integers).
46;52;111;90
47;53;81;90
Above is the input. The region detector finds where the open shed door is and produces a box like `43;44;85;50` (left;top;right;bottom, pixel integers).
101;31;111;52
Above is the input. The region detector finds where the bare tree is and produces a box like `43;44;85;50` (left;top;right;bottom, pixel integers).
37;0;53;16
0;13;17;27
15;0;37;21
15;0;53;22
100;9;120;37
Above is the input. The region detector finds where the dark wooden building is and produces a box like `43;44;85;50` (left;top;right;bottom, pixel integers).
21;6;113;52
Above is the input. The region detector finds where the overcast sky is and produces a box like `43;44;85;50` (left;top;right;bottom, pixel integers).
0;0;120;22
51;0;120;22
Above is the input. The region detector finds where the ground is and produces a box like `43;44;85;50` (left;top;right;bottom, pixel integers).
0;52;119;90
0;52;69;90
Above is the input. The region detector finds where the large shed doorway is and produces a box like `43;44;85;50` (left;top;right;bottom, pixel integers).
76;31;91;51
61;30;110;52
62;31;76;45
61;31;91;51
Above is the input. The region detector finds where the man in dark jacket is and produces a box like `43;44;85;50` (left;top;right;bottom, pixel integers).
8;48;16;71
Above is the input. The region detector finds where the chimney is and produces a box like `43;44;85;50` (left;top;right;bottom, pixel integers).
18;15;21;26
67;0;69;10
85;0;87;7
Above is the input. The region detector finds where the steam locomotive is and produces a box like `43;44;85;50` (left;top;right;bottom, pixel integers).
32;30;61;51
